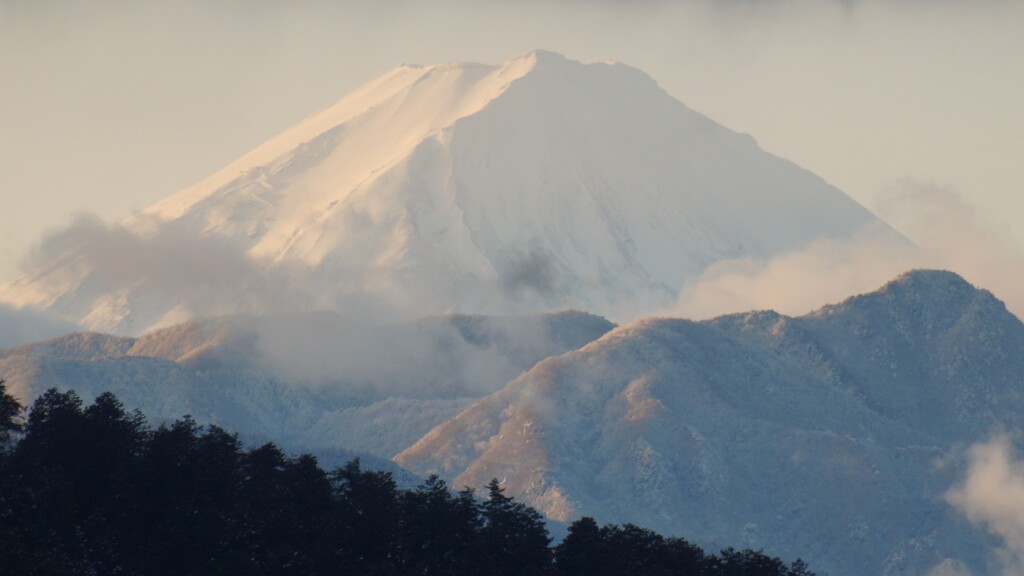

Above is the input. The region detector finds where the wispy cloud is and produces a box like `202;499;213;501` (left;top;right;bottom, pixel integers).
665;180;1024;321
669;227;916;320
17;214;308;332
947;436;1024;575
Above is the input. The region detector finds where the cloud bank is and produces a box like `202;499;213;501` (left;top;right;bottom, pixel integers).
668;180;1024;322
670;228;917;320
11;174;1024;339
17;214;307;331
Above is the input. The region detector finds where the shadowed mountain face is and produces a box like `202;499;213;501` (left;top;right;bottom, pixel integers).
0;310;614;460
0;51;894;334
396;270;1022;575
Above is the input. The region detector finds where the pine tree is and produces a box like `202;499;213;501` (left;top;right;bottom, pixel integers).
399;475;483;576
555;516;604;576
479;478;552;576
333;458;400;575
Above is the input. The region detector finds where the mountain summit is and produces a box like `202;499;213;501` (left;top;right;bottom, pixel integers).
2;51;894;333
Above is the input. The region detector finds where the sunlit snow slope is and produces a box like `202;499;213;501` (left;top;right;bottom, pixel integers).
1;50;892;334
396;270;1020;576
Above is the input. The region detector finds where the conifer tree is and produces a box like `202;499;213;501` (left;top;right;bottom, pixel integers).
555;516;604;576
0;380;22;451
479;478;552;576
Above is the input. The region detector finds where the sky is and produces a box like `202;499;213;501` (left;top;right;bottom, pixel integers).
1;0;1022;285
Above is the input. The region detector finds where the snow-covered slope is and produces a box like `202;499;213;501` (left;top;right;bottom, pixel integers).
0;50;894;334
0;310;614;459
395;270;1021;575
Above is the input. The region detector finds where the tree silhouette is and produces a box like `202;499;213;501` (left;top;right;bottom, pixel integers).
398;474;483;576
479;478;552;576
555;516;604;576
333;458;401;575
0;389;815;576
0;380;22;451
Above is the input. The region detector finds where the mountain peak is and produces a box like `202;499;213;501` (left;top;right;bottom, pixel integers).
884;268;975;293
505;50;655;87
394;50;572;76
516;49;573;67
1;51;897;334
811;269;995;318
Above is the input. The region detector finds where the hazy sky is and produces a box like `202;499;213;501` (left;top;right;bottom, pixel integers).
1;0;1022;283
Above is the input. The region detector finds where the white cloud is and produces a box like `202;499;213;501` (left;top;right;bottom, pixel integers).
670;227;917;320
20;213;304;323
666;179;1024;322
947;436;1024;575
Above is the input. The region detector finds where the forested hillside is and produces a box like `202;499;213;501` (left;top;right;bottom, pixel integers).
0;382;812;576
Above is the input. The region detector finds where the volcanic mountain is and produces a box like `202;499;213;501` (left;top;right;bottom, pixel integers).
0;51;893;334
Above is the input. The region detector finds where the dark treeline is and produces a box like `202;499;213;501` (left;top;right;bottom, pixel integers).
0;382;813;576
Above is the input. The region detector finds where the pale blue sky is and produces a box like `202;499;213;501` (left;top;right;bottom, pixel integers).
1;0;1022;281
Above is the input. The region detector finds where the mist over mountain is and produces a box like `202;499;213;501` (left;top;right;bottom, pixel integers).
396;270;1021;575
0;310;613;460
0;51;896;335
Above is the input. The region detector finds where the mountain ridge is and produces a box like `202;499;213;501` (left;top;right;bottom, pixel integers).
0;309;615;460
395;269;1018;575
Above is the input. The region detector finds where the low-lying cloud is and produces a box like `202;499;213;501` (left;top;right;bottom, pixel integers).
947;436;1024;575
667;180;1024;321
249;311;598;399
671;227;918;320
22;214;303;324
14;214;591;335
9;177;1024;341
15;214;417;333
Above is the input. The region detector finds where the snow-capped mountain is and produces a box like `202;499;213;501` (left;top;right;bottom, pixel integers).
0;50;894;334
0;310;613;459
395;270;1022;575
